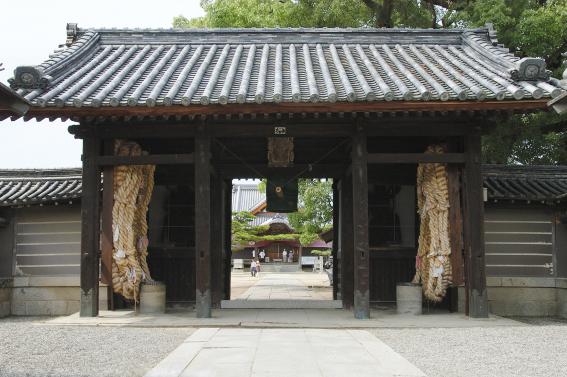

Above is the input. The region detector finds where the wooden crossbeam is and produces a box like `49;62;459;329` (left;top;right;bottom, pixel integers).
367;153;465;164
96;153;194;166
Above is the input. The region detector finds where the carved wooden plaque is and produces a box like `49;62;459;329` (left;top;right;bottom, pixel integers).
267;137;294;167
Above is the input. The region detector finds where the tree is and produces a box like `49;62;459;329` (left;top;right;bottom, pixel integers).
287;179;333;245
176;0;567;164
231;211;299;249
458;0;567;164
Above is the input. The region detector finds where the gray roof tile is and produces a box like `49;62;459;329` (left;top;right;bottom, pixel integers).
483;165;567;202
6;27;564;109
0;169;82;206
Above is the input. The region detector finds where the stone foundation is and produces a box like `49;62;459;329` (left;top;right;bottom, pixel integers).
455;278;567;317
0;278;12;318
10;276;108;316
487;277;556;317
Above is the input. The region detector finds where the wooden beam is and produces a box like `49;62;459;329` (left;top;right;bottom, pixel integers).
368;153;465;164
97;154;194;166
351;126;370;319
463;131;488;318
216;163;347;179
68;117;476;140
18;99;550;121
80;137;101;317
339;177;354;310
195;129;212;318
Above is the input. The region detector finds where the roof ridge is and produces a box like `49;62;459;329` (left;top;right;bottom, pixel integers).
76;26;483;34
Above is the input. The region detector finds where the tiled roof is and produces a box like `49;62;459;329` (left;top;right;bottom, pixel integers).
7;25;564;110
0;168;82;206
232;183;265;212
483;165;567;202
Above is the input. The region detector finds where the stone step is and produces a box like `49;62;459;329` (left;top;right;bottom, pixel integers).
221;299;342;309
256;264;301;273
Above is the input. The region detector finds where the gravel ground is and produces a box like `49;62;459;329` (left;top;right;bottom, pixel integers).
3;316;567;377
0;317;194;377
373;324;567;377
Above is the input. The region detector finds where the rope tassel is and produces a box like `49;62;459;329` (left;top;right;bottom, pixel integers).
111;140;156;302
413;144;452;302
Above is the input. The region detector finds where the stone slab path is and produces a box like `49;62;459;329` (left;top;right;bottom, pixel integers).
232;272;332;300
45;308;525;328
224;272;339;309
144;328;426;377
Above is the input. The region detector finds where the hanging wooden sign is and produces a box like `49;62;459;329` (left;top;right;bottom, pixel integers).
266;176;298;213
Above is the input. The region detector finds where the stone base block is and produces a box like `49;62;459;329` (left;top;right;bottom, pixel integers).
557;287;567;319
10;281;108;316
488;287;557;316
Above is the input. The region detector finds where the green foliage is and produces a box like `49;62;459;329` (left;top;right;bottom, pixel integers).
483;112;567;165
231;211;299;249
310;249;332;256
174;0;370;28
176;0;567;165
459;0;567;164
288;179;334;246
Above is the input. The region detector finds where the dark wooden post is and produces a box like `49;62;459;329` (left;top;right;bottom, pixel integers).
351;127;370;319
339;177;354;309
195;128;212;318
80;137;101;317
210;172;223;308
223;179;232;300
447;165;464;312
332;180;339;300
101;140;114;310
463;130;488;318
101;166;114;310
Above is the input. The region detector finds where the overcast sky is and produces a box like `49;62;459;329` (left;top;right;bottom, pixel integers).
0;0;204;169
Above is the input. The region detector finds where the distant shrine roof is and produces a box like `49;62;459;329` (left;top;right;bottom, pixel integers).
3;23;565;120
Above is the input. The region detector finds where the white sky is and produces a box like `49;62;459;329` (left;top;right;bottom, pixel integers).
0;0;204;169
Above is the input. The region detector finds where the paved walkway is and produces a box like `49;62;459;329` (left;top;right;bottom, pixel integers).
45;308;525;328
144;328;426;377
232;272;332;300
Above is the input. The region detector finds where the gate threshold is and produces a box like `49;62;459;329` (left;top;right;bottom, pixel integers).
221;299;342;309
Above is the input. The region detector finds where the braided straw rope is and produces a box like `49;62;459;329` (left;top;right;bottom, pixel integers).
412;144;452;302
111;140;155;302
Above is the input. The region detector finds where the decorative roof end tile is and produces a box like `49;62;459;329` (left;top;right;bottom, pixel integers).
66;23;78;47
8;67;52;90
510;57;550;81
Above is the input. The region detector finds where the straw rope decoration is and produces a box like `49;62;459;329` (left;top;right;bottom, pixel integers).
111;140;155;302
412;144;452;302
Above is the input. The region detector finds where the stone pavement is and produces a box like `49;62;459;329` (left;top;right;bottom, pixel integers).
224;272;339;309
231;272;332;300
144;328;426;377
44;308;525;329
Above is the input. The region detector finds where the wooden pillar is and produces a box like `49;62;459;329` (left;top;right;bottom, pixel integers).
332;180;339;300
195;130;212;318
339;174;354;309
351;127;370;319
101;140;114;310
210;172;223;308
101;166;114;310
223;179;232;300
463;131;488;318
80;137;101;317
